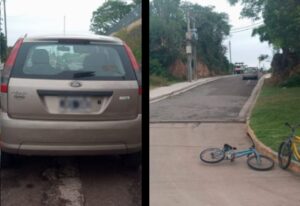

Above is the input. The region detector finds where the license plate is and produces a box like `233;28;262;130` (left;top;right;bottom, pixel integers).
59;97;92;112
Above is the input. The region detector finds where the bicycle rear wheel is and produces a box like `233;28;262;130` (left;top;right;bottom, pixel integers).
247;155;274;171
200;148;225;163
278;141;292;169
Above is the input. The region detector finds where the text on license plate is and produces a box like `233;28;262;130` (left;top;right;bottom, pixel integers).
59;97;92;112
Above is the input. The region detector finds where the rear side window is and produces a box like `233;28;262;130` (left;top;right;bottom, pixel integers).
12;42;136;80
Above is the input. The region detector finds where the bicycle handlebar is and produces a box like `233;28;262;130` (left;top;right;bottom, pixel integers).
285;122;300;133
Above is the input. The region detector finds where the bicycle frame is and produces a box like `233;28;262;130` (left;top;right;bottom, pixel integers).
291;136;300;160
226;147;262;163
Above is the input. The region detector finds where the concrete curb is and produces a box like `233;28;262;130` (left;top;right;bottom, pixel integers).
239;74;268;119
150;75;231;103
150;119;246;124
245;74;300;173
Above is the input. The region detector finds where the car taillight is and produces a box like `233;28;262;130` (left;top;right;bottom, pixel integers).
123;43;141;95
0;84;8;93
124;43;139;71
1;38;23;93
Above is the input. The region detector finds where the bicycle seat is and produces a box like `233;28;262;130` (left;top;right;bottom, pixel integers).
223;144;237;151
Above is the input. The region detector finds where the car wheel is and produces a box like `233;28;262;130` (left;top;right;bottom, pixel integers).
122;151;141;170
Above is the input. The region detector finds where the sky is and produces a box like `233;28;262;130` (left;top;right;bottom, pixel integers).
5;0;272;68
5;0;112;45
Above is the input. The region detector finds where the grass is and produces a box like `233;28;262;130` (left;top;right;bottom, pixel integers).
150;74;184;90
250;81;300;152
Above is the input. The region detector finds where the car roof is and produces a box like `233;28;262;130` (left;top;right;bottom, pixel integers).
22;34;123;44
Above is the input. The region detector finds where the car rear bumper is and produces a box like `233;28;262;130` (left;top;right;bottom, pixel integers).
0;113;141;156
242;74;258;80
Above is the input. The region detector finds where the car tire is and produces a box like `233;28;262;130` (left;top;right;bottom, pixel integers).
0;150;16;169
122;151;141;170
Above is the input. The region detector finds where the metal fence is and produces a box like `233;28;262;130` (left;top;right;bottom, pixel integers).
106;5;141;35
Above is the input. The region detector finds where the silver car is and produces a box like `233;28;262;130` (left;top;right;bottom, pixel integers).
242;67;259;80
0;35;141;168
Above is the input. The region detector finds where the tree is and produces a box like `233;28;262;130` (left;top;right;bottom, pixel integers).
258;54;268;69
114;25;141;64
150;0;231;76
0;33;7;62
132;0;141;5
227;0;265;20
184;3;231;72
150;0;185;75
258;54;268;62
90;0;134;35
228;0;300;77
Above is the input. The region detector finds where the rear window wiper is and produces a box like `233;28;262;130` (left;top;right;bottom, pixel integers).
73;71;95;79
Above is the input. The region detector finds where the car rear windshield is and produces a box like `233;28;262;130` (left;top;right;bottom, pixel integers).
245;68;257;73
11;41;136;80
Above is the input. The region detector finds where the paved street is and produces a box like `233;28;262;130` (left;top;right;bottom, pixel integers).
150;76;257;122
0;156;141;206
150;123;300;206
150;76;300;206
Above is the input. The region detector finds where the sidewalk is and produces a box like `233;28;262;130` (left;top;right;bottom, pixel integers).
150;75;231;103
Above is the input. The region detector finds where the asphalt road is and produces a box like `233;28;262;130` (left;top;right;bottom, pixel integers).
150;75;257;122
0;156;141;206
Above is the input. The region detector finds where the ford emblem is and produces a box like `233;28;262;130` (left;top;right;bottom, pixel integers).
70;81;82;88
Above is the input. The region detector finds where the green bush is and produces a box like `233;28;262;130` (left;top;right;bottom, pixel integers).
280;75;300;87
114;25;141;64
150;58;168;77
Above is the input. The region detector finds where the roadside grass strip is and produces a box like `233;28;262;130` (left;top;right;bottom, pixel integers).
250;83;300;152
150;74;183;90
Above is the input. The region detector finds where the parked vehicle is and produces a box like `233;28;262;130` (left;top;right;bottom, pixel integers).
0;35;141;168
242;67;259;80
234;62;246;74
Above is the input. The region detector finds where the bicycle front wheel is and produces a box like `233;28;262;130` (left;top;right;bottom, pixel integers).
247;155;274;171
200;148;225;163
278;141;292;169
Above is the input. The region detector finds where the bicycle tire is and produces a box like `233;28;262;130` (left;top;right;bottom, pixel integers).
278;141;292;169
200;148;225;163
247;155;274;171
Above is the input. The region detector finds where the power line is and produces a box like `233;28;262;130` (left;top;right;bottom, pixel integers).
231;21;263;32
230;24;263;34
231;24;263;33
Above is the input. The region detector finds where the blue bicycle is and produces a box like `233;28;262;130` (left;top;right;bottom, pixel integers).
200;143;274;171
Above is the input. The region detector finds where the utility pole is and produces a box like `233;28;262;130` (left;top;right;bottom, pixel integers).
0;0;2;64
186;11;192;82
3;0;6;39
229;40;232;73
191;19;198;80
